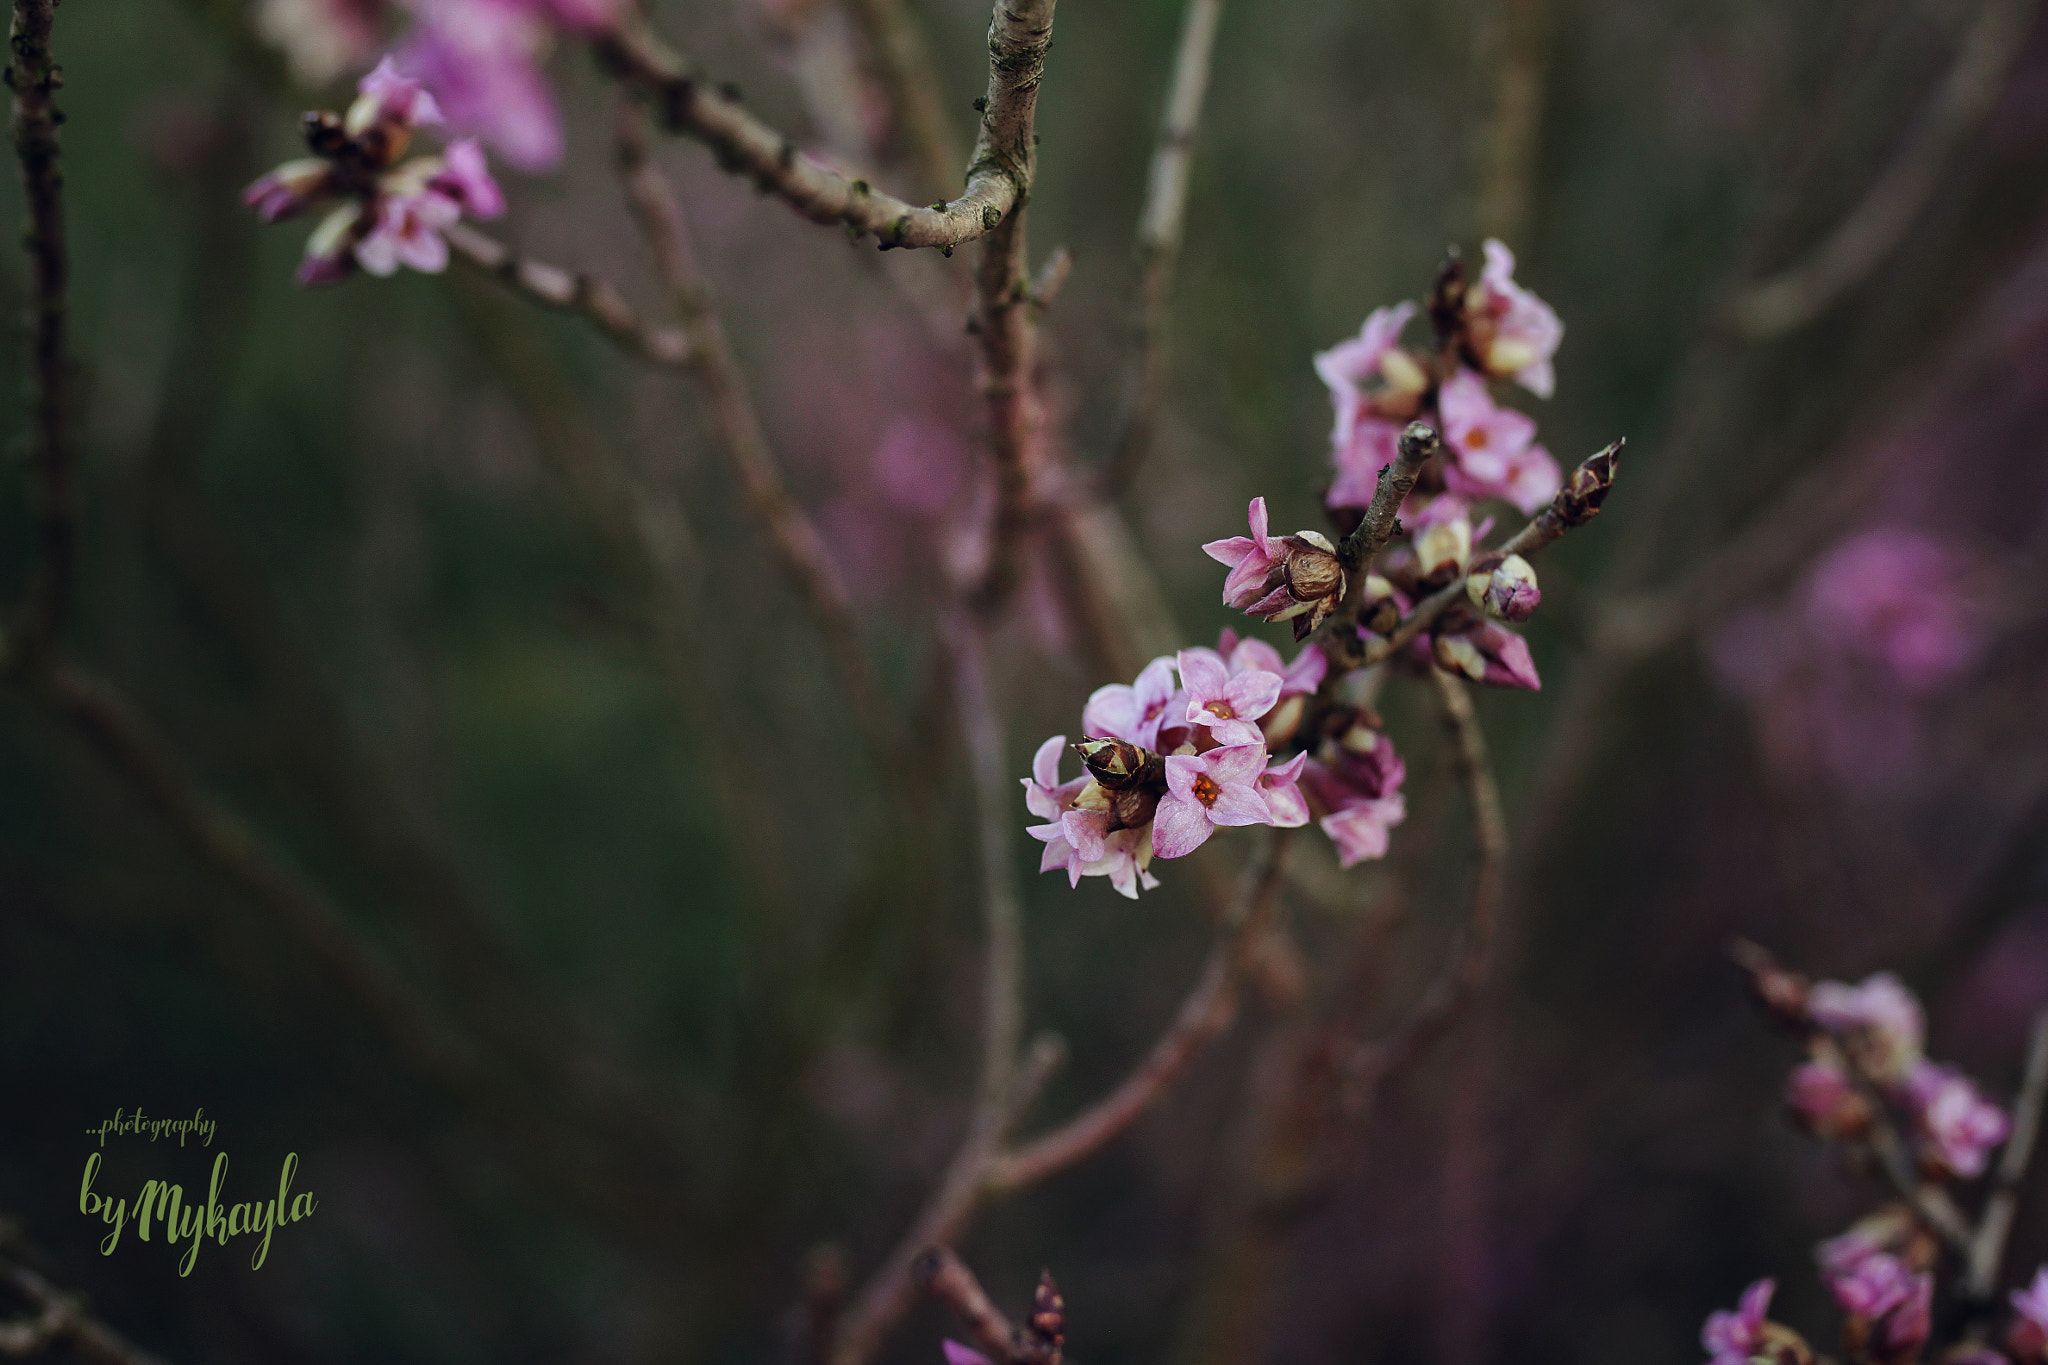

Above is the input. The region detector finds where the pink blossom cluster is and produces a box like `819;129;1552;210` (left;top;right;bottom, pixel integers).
1785;971;2011;1177
243;59;506;284
1022;635;1407;896
257;0;613;175
1318;241;1562;519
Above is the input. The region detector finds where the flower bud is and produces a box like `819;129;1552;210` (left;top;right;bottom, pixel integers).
1025;1270;1065;1365
1073;737;1162;791
1785;1058;1872;1141
1550;440;1623;529
1249;531;1347;640
1414;517;1471;581
1359;574;1402;635
242;158;339;223
295;204;366;286
1466;553;1540;622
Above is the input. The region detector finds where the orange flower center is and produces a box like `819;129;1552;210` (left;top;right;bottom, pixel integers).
1466;427;1490;449
1205;700;1236;720
1192;774;1221;807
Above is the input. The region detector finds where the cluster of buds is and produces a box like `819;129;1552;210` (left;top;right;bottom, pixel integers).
243;59;505;285
1706;946;2045;1365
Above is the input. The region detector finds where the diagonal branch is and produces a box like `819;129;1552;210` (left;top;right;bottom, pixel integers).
1726;0;2041;339
1965;1008;2048;1299
0;1254;170;1365
597;0;1055;252
1102;0;1226;493
984;830;1291;1193
1341;670;1505;1109
8;0;72;654
444;223;691;367
612;104;901;761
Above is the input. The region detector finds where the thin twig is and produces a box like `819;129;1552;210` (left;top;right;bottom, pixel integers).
0;1258;170;1365
1337;422;1437;571
1726;0;2040;339
443;222;691;367
597;0;1055;252
1353;439;1624;667
1835;1043;1978;1254
1342;670;1505;1108
827;614;1026;1365
841;0;962;204
8;0;71;654
1102;0;1225;493
612;104;901;762
1965;1009;2048;1299
984;830;1291;1194
913;1247;1016;1365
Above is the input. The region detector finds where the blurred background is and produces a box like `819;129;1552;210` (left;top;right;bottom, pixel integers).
4;0;2048;1361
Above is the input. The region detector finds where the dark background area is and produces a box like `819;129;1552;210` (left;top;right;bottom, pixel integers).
4;0;2048;1362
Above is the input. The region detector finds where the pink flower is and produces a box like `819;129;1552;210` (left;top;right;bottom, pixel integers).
1436;370;1560;514
1703;1278;1774;1365
1203;499;1285;611
1178;648;1282;748
1020;736;1159;898
349;55;446;135
1903;1060;2010;1177
1828;1251;1914;1320
1328;414;1403;511
1817;1209;1912;1279
1314;301;1420;445
1803;529;1992;692
1258;751;1310;827
398;1;564;172
1808;973;1924;1082
2009;1266;2048;1359
1216;631;1327;698
1468;239;1563;398
1153;744;1274;859
242;158;337;222
1082;656;1180;752
430;137;505;217
1302;724;1408;867
1434;621;1541;690
1785;1058;1869;1139
354;188;462;275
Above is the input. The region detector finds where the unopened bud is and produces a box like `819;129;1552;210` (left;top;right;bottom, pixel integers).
1283;532;1343;601
295;204;365;286
242;158;337;223
1551;439;1623;528
1261;693;1306;748
1027;1270;1065;1365
301;109;349;158
1433;634;1486;681
1074;737;1150;789
1414;516;1470;581
1466;553;1539;622
1359;574;1402;635
1785;1058;1872;1141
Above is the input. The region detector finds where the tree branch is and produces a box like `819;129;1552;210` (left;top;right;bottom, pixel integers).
1337;421;1437;571
1965;1008;2048;1299
444;222;691;367
612;104;901;762
826;613;1028;1365
0;1256;169;1365
1102;0;1225;493
8;0;71;654
1342;670;1505;1108
596;0;1055;252
913;1247;1016;1365
984;830;1291;1194
1726;0;2040;339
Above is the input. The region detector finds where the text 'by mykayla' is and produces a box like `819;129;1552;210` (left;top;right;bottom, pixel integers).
79;1151;316;1273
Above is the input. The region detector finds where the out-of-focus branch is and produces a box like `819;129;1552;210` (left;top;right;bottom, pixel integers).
1102;0;1225;493
970;204;1044;606
613;105;901;761
913;1247;1015;1365
1342;671;1505;1108
984;830;1290;1194
0;1256;170;1365
445;222;691;366
841;0;962;204
826;616;1038;1365
7;645;479;1090
1471;0;1548;247
1726;0;2040;339
8;0;71;654
1965;1009;2048;1299
597;0;1054;252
